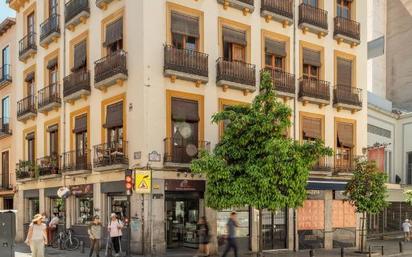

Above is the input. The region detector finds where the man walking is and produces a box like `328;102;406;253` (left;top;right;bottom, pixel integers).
222;212;239;257
403;219;411;241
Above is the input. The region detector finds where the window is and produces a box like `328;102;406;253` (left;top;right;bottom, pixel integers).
2;96;10;126
104;18;123;55
337;0;351;19
77;196;93;224
304;0;318;7
2;46;10;78
49;0;58;16
105;101;123;143
337;57;352;87
222;26;247;62
73;114;88;169
407;152;412;184
368;36;385;60
48;124;58;156
265;39;286;70
1;151;9;189
50;198;65;220
25;72;35;97
302;116;322;141
336;122;354;169
28;198;40;222
171;11;199;51
303;48;321;80
27;12;35;34
72;40;87;72
26;133;35;162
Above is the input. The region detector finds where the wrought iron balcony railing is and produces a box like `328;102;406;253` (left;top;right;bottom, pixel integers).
65;0;90;24
40;14;60;43
298;77;330;102
94;50;128;84
62;149;91;172
299;3;328;31
19;32;37;59
333;85;362;108
63;69;90;98
216;58;256;88
164;45;208;78
38;83;61;110
0;118;11;136
17;95;37;119
334;16;360;41
261;0;293;20
264;68;295;95
37;154;60;176
16;161;36;180
93;140;128;168
164;137;210;164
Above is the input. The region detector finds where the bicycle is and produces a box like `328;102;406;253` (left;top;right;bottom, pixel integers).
51;228;80;251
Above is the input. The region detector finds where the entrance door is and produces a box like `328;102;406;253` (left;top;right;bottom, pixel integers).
165;196;200;249
262;209;287;250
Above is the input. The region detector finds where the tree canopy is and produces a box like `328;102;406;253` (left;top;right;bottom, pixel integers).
191;72;332;211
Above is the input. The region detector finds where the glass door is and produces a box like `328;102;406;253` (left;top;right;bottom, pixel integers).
262;209;287;250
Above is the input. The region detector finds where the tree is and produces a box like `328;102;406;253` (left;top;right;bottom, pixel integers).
191;72;332;255
344;158;388;252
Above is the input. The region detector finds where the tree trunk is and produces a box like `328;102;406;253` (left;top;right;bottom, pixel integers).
258;208;263;257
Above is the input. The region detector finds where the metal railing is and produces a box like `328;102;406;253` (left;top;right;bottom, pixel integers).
17;95;37;118
63;69;90;98
40;14;60;42
0;171;10;190
0;118;11;135
312;155;332;171
37;154;60;176
164;45;209;78
164;137;210;164
95;50;128;84
93;140;128;167
19;32;37;58
299;3;328;30
62;149;91;172
333;84;362;108
65;0;90;23
298;77;330;102
38;83;61;109
334;153;357;173
334;16;360;41
16;161;36;180
0;64;12;83
216;57;256;87
264;68;295;94
261;0;293;19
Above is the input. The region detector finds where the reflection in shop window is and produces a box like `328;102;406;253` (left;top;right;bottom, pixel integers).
109;196;128;222
217;207;249;238
50;198;65;222
27;198;40;222
76;196;93;224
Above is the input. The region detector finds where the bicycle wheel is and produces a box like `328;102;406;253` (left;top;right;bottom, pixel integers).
64;237;80;251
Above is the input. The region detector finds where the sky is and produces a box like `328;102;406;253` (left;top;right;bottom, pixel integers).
0;2;15;21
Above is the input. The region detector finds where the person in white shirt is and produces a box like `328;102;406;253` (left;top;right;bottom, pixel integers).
25;214;48;257
48;214;60;246
402;219;411;241
108;213;124;257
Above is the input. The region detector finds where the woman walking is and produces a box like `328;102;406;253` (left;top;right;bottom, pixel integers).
195;216;210;257
88;215;102;257
108;213;124;257
25;214;48;257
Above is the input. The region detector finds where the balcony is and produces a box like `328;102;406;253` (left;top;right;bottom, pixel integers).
298;77;330;107
261;0;293;26
0;65;12;89
16;161;36;181
40;14;61;48
333;85;363;113
217;0;254;15
62;149;91;174
311;156;333;174
298;3;328;38
0;118;11;139
264;68;295;99
334;16;361;47
96;0;113;10
164;45;208;86
17;95;37;122
63;69;90;102
19;32;37;62
0;172;11;191
93;141;128;171
94;50;128;90
38;83;61;113
37;155;60;178
216;58;256;94
65;0;90;30
164;137;210;168
334;154;356;174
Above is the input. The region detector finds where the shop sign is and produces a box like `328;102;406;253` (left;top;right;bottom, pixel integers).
135;170;151;194
70;184;93;196
164;179;205;192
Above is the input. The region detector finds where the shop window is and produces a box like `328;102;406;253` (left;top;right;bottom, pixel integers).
26;132;35;162
50;198;65;221
337;57;352;87
171;11;199;51
109;195;129;222
76;196;93;224
105;101;123;143
104;17;123;55
27;198;40;222
302;48;321;80
72;40;87;72
217;207;250;238
265;38;286;70
337;0;352;19
222;26;246;62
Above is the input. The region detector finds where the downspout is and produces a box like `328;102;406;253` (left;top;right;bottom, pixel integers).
292;0;298;252
62;7;68;228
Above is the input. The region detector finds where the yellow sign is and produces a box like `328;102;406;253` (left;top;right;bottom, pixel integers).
135;170;151;194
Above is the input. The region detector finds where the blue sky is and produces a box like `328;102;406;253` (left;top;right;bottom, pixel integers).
0;2;15;21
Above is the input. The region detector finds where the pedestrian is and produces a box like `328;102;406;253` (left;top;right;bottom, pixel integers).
222;212;239;257
403;219;411;241
47;214;59;246
195;216;210;257
108;213;124;257
25;214;48;257
88;215;102;257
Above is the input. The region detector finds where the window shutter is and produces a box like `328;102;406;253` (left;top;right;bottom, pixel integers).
337;57;352;86
171;11;199;38
303;48;321;67
73;114;87;133
337;122;354;148
222;26;247;46
172;98;199;122
25;72;35;82
302;117;321;139
47;124;58;133
265;38;286;57
104;18;123;47
47;58;58;70
73;40;87;71
104;101;123;128
25;132;35;140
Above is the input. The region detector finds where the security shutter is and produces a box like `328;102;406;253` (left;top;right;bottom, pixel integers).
303;48;321;67
73;40;87;71
104;18;123;47
337;57;352;86
47;124;58;133
337;122;354;148
222;26;247;46
265;38;286;57
302;117;321;139
47;58;58;70
172;98;199;122
73;114;87;133
171;11;199;38
105;101;123;128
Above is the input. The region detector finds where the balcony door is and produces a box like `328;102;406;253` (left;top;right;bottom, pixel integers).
74;114;88;169
337;0;351;19
104;18;124;55
171;98;199;164
222;26;247;62
27;133;35;163
303;0;318;8
27;12;35;45
171;11;199;51
2;96;9;130
1;151;9;189
336;122;354;170
2;46;10;79
105;101;124;144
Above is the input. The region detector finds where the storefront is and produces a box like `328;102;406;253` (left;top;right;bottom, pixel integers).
23;189;39;238
70;184;94;244
217;207;250;253
44;187;65;232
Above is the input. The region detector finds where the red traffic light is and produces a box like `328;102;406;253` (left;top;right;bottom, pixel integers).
125;176;132;183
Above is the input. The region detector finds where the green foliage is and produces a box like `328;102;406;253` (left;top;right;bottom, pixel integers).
344;158;388;214
405;190;412;205
191;72;332;211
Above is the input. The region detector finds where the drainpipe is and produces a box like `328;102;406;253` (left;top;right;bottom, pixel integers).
62;6;68;229
292;0;298;252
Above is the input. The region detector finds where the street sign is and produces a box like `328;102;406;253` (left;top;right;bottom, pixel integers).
135;170;151;194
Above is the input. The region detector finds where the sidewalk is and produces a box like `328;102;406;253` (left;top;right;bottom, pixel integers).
13;239;412;257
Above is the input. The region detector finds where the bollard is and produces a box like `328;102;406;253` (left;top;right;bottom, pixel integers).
369;246;372;257
381;245;384;256
80;240;84;253
309;249;314;257
400;241;404;253
341;247;344;257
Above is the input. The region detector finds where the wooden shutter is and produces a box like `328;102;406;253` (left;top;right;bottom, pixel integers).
172;98;199;122
232;44;245;62
105;101;123;128
47;58;58;70
104;18;123;47
73;41;87;70
25;132;35;140
223;26;247;46
24;72;35;82
303;48;321;67
73;114;87;133
302;117;321;139
265;38;286;57
337;57;352;86
171;11;199;38
337;122;354;148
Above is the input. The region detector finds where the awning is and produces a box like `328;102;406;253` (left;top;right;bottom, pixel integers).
104;101;123;128
223;26;247;46
73;114;87;133
307;179;348;191
265;38;286;57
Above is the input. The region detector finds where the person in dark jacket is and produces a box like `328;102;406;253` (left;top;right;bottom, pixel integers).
195;216;210;257
222;212;239;257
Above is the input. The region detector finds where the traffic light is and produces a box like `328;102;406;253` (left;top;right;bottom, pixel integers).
125;169;133;195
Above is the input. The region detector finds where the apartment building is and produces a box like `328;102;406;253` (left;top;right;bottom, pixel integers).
0;17;16;212
8;0;367;255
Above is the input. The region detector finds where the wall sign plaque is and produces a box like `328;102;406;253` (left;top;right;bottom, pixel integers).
70;184;93;196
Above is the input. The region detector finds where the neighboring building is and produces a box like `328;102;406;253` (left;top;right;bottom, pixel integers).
8;0;367;255
0;17;16;211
